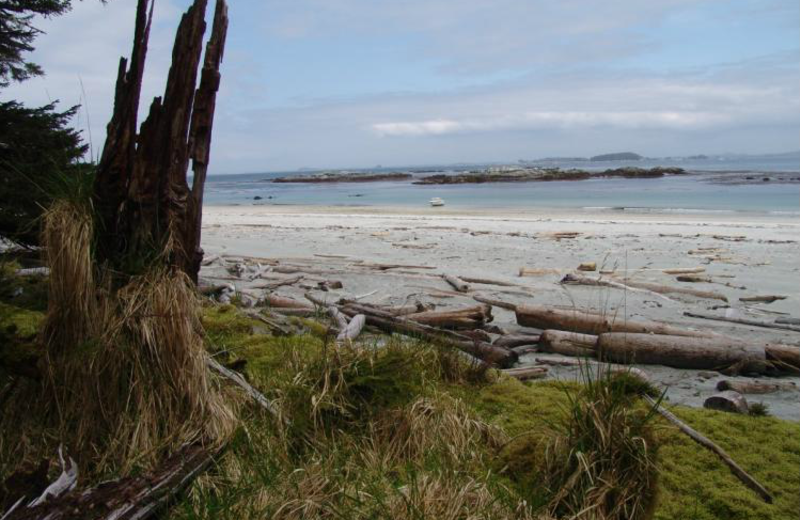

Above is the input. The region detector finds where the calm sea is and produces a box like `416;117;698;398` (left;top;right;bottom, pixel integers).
203;156;800;216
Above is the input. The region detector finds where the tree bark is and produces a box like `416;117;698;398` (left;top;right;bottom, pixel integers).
538;330;597;357
94;0;229;283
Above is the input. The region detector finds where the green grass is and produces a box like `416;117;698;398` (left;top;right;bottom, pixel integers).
1;292;797;519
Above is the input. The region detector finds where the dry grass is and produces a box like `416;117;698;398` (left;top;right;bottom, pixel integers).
4;200;236;475
541;370;659;520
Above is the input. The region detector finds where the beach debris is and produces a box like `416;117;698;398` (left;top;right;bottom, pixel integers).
605;276;728;301
676;274;713;283
597;333;767;373
538;330;597;357
662;267;706;275
442;274;470;293
764;344;800;371
716;379;798;394
519;267;561;277
501;366;549;381
405;304;492;330
516;305;715;338
264;294;312;310
337;314;366;343
704;391;749;414
542;231;582;240
577;262;597;272
472;294;519;310
684;311;800;333
208;358;280;418
739;295;787;304
560;273;677;302
458;275;518;287
14;267;50;277
644;395;772;503
492;334;541;349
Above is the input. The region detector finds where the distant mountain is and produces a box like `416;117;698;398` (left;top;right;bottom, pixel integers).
590;152;643;161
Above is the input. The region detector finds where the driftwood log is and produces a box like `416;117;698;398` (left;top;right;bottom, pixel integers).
597;333;767;372
685;311;800;333
644;396;772;503
264;294;312;310
560;273;676;303
501;366;548;381
334;301;516;367
405;305;492;330
442;274;470;293
336;314;366;343
2;444;219;520
516;305;713;338
716;379;798;394
704;391;750;414
538;330;597;357
492;334;540;349
606;276;728;301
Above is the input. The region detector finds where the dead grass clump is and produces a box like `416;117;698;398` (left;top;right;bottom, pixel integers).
369;393;507;467
541;374;659;520
28;201;235;473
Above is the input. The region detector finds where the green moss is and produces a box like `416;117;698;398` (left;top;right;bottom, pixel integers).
189;306;800;519
0;302;43;339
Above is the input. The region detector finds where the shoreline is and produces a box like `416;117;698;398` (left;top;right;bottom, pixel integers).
204;203;800;226
201;203;800;420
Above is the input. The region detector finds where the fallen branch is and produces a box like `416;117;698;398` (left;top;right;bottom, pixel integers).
739;295;787;304
207;358;280;419
501;366;548;381
337;314;366;343
644;396;772;503
459;276;518;287
472;294;519;310
561;273;676;303
538;330;597;357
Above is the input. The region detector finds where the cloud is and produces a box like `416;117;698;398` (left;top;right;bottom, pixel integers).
372;111;733;136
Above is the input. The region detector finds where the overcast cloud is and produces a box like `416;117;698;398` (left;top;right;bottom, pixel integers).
2;0;798;172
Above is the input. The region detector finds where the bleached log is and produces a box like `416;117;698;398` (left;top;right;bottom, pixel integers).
739;295;787;304
255;275;303;290
684;311;800;333
644;395;772;503
662;267;706;275
610;276;728;301
459;276;518;287
27;446;77;507
14;267;49;277
516;304;714;338
406;305;492;330
472;294;518;310
442;274;470;293
717;379;798;394
519;267;561;277
597;333;767;372
560;273;676;303
337;314;365;343
328;306;349;330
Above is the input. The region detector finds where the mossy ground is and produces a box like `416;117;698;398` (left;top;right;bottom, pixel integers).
1;279;798;519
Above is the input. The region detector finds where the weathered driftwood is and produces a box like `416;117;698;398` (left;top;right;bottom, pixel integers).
442;274;470;293
492;334;540;349
717;379;798;394
519;267;561;277
264;294;312;310
577;262;596;272
381;302;435;316
360;263;436;271
560;273;676;303
597;333;766;372
14;267;50;277
644;395;772;503
501;366;548;381
327;306;349;330
337;314;366;343
2;444;219;520
458;329;493;343
739;295;787;304
764;343;800;370
337;302;516;367
472;294;518;310
458;276;518;287
245;311;292;336
538;330;597;357
684;311;800;333
207;358;280;418
255;275;303;290
405;305;492;330
516;305;713;338
704;391;749;414
662;267;706;275
676;275;713;283
532;356;650;380
609;277;728;301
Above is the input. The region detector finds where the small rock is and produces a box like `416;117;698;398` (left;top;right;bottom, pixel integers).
577;262;597;272
254;196;263;200
704;391;749;414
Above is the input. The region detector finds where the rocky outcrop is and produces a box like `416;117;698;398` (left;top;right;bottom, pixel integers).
273;172;412;183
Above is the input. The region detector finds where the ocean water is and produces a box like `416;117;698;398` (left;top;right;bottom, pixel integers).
203;156;800;216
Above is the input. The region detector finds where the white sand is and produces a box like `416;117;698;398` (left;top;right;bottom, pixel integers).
201;204;800;420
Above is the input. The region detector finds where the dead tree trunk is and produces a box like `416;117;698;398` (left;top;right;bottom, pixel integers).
94;0;229;283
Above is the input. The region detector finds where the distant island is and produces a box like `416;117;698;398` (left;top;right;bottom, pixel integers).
413;166;685;185
589;152;643;161
272;172;412;183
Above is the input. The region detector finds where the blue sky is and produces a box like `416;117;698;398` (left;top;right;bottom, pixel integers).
3;0;798;173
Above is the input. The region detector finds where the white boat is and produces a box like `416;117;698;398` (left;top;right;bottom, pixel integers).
429;197;445;207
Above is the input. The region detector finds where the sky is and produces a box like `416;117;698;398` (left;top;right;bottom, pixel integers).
2;0;799;173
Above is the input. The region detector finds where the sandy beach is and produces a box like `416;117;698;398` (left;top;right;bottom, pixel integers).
200;204;800;419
